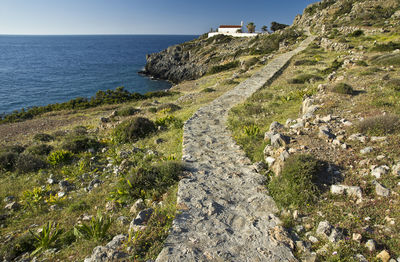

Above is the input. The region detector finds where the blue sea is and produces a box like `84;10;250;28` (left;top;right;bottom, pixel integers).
0;35;197;114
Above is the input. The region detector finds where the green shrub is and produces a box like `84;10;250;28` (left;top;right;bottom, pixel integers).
0;233;35;260
355;60;368;67
47;150;74;166
321;59;343;75
113;117;156;143
155;115;183;129
2;145;26;154
27;144;53;156
72;126;88;136
0;152;17;171
148;107;158;113
110;161;182;203
33;133;54;142
356;114;400;136
268;154;322;209
29;222;63;256
386;79;400;91
62;136;100;153
15;154;47;173
74;213;113;241
370;53;400;66
201;87;216;93
371;42;400;52
348;30;364;37
223;79;239;85
332;83;354;95
67;200;90;213
287;74;323;84
156;103;181;113
115;107;140;117
294;59;318;66
244;57;259;68
209;61;239;74
243;125;260;137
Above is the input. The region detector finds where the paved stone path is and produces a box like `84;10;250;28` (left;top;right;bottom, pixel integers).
156;35;316;262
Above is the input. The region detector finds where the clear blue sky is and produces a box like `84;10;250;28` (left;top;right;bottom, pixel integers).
0;0;318;35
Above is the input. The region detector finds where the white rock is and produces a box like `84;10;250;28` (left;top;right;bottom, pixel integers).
365;239;376;251
371;165;389;179
266;157;276;166
360;147;373;154
330;185;362;198
375;182;390;197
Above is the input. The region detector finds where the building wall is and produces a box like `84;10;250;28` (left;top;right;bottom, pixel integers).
208;32;258;38
218;27;241;34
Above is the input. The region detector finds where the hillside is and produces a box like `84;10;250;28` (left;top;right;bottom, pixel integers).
1;0;400;261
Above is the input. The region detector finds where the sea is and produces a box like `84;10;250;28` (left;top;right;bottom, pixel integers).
0;35;197;115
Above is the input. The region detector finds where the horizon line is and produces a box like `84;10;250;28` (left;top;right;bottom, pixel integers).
0;33;200;36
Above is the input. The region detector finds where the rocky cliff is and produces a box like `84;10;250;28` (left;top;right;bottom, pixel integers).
141;29;303;84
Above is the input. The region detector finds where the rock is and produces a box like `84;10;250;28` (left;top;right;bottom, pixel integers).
392;163;400;176
57;191;66;198
290;120;304;129
316;221;332;238
84;245;129;262
263;145;274;157
330;185;362;198
100;117;110;123
360;147;373;154
106;234;127;249
265;157;276;166
302;97;319;117
371;166;389;179
348;133;367;143
308;235;319;243
4;201;21;211
116;216;129;225
105;201;118;212
86;179;103;192
377;250;391;262
129;208;154;232
3;196;16;203
302;252;317;262
354;254;368;262
371;136;387;142
365;239;376;252
319;126;335;140
295;225;305;233
252;161;267;173
279;150;290;162
59;180;74;192
352;233;362;242
130;199;146;214
269;121;284;132
375;182;390;197
270;133;290;147
328;228;344;243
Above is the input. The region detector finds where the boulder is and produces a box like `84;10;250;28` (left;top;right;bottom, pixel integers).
269;121;284;132
59;180;75;192
392;162;400;176
365;239;376;251
270;133;290;147
319;126;335;140
371;166;389;179
330;185;362;198
360;147;373;155
130;199;146;214
374;182;390;197
316;221;332;238
376;250;391;262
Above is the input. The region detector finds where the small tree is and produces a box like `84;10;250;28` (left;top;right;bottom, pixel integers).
246;22;256;33
261;25;268;33
271;21;289;32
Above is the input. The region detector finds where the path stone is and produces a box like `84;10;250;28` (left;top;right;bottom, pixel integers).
156;35;316;262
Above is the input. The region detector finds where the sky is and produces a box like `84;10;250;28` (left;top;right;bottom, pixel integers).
0;0;318;35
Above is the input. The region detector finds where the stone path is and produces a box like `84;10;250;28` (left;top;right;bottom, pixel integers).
156;35;316;262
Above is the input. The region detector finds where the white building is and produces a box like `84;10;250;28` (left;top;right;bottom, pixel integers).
208;22;258;38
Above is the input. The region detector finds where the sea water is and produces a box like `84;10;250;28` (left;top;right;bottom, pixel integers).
0;35;197;114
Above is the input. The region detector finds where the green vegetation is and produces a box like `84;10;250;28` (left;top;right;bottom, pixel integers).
15;154;47;173
33;133;54;142
268;154;322;208
73;213;113;241
113;117;156;143
331;83;354;95
27;144;53;156
115;107;140;117
47;150;74;166
304;0;335;15
0;87;175;124
370;53;400;66
209;61;239;74
62;136;100;153
355;114;400;136
287;74;323;84
30;222;63;256
246;22;256;33
371;41;400;52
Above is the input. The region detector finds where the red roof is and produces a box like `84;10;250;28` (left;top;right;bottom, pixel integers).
219;25;242;28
